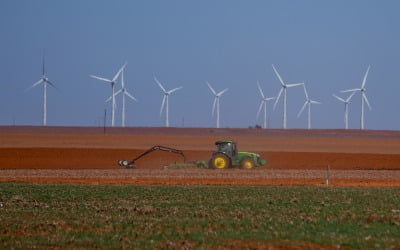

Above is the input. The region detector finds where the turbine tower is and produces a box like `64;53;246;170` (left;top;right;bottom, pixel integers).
297;84;321;129
272;64;303;129
341;66;371;130
90;63;126;127
333;91;356;129
206;82;228;128
256;81;275;129
106;69;137;127
27;54;57;126
154;76;182;127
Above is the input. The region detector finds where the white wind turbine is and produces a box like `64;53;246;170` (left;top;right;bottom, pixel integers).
154;76;182;127
341;66;371;130
27;54;57;126
256;81;275;129
106;69;137;127
206;82;228;128
333;91;356;129
272;64;303;129
297;84;321;129
90;63;126;127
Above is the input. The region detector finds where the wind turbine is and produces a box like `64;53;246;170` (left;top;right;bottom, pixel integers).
90;63;126;127
272;64;303;129
27;54;57;126
333;91;356;129
106;69;137;127
154;76;182;127
297;84;321;129
206;82;228;128
341;66;371;130
256;81;275;129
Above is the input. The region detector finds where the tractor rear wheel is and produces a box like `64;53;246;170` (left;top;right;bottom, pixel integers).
240;157;255;169
209;153;230;169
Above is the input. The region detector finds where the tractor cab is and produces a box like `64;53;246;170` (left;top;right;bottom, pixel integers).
209;140;266;169
215;140;237;159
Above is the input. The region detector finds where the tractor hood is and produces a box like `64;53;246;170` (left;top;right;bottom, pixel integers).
238;152;266;166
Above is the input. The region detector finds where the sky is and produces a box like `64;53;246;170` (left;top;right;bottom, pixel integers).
1;0;400;130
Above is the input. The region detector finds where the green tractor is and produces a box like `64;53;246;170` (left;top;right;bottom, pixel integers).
208;140;266;169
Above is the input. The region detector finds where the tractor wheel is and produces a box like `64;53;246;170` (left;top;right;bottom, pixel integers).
209;153;230;169
240;157;255;169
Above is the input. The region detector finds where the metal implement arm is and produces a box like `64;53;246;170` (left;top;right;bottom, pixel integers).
119;145;186;168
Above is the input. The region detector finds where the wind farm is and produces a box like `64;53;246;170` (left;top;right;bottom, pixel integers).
21;55;380;131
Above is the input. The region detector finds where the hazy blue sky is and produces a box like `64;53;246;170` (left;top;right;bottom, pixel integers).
1;0;399;129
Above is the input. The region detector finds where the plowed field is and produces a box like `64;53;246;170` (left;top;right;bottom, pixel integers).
1;126;400;186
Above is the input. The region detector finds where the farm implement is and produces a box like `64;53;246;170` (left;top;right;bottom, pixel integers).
118;140;266;169
118;145;186;168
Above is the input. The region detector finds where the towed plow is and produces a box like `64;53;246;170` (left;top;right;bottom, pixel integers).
118;145;188;168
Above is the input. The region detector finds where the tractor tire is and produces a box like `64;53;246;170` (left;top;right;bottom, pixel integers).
240;157;255;169
209;153;230;169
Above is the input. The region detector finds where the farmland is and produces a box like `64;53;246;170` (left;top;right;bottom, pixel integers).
1;183;399;248
1;126;400;248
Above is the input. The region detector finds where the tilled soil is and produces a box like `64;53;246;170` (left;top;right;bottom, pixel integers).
0;169;399;186
1;126;400;186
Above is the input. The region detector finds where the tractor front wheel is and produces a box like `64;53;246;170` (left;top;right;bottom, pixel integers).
209;153;230;169
240;157;255;169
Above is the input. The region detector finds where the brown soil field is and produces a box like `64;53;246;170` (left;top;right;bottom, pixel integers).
1;126;400;186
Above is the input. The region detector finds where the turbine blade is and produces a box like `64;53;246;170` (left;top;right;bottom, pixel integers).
90;75;112;83
363;93;372;110
45;80;58;90
361;65;371;89
114;89;123;97
272;64;285;86
154;76;166;93
310;100;321;104
112;63;127;82
333;94;345;102
32;79;43;87
273;88;283;110
266;97;276;101
206;82;217;95
124;91;138;102
121;70;125;88
257;101;264;119
42;54;45;76
105;89;121;102
346;91;356;102
217;88;228;96
212;97;217;116
297;102;307;118
257;81;265;98
302;84;308;99
26;79;43;91
168;86;183;94
160;95;166;115
341;88;360;93
286;83;303;88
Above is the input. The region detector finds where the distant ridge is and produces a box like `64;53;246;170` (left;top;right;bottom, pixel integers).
1;126;400;139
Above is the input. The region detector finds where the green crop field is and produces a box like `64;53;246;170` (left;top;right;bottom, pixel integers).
0;183;399;249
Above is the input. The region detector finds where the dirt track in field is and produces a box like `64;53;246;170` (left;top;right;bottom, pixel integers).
1;126;400;186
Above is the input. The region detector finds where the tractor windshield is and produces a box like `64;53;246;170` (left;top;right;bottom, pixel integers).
216;142;234;157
